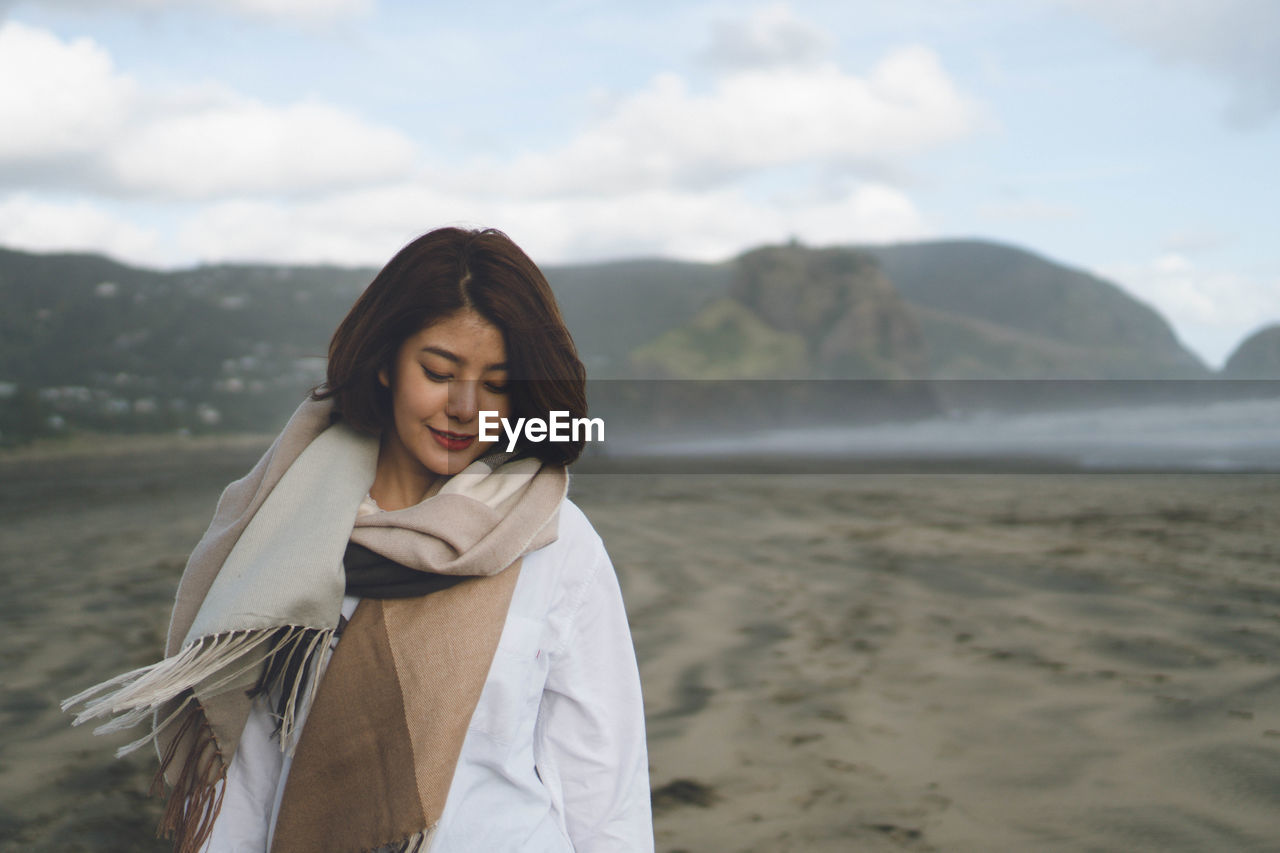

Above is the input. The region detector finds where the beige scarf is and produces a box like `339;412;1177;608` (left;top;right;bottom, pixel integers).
63;397;567;853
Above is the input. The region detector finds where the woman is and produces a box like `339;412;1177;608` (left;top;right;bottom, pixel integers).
64;227;653;852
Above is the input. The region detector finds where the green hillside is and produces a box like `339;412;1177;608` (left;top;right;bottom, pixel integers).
629;297;809;379
0;238;1233;446
863;240;1209;378
1222;325;1280;379
0;248;368;442
546;258;729;377
633;243;928;380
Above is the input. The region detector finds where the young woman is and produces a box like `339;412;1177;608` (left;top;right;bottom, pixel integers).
65;227;652;852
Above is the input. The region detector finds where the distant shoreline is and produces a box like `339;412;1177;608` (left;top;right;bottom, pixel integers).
573;453;1280;476
4;431;1276;477
0;430;275;463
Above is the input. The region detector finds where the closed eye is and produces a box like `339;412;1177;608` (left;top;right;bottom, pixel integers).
423;365;507;393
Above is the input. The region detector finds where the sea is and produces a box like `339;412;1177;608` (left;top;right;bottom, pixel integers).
613;394;1280;473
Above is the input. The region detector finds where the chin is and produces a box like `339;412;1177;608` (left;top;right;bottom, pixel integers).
416;447;481;478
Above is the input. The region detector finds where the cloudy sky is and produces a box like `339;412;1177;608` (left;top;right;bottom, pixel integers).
1;0;1276;367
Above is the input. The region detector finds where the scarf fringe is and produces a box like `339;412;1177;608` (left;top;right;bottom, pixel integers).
62;625;334;756
392;825;435;853
63;627;334;851
245;625;333;753
151;699;227;853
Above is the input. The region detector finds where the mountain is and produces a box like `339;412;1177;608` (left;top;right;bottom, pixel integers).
0;247;366;387
544;259;728;378
1221;325;1280;379
628;296;809;379
630;243;928;380
0;238;1229;445
0;247;369;441
862;240;1210;379
610;239;1209;381
728;243;928;379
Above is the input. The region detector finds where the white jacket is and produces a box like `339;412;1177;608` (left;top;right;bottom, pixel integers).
204;497;653;852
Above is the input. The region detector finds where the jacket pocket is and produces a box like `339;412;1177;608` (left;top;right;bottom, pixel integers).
468;614;545;744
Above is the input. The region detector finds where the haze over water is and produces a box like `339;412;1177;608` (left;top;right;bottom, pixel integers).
622;395;1280;472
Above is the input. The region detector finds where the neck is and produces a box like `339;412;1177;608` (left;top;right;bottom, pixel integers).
370;434;441;511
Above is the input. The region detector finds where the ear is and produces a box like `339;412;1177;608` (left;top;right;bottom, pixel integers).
378;365;390;388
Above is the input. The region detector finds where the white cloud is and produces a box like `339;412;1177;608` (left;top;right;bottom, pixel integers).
502;181;929;262
700;3;832;71
0;12;946;268
108;96;417;198
0;22;136;159
173;191;449;265
1161;227;1231;255
1101;253;1280;368
168;178;929;267
211;0;373;23
1064;0;1280;127
489;45;980;197
2;0;373;24
0;22;416;198
0;194;162;265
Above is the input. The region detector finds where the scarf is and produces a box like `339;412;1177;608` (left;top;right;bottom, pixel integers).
62;397;568;853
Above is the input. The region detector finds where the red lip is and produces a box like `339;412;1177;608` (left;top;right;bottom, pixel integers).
428;426;475;451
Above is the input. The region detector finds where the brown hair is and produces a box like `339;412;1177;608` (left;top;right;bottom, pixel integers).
313;227;588;466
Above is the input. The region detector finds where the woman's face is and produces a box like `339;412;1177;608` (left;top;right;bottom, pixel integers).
377;309;513;482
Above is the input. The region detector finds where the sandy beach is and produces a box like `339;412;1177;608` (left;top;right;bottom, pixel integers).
2;442;1278;851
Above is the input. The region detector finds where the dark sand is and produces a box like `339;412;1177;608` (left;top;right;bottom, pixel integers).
3;441;1278;851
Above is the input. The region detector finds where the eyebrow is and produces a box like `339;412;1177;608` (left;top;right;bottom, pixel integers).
419;345;508;372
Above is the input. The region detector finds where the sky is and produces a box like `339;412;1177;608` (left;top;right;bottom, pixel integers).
0;0;1276;368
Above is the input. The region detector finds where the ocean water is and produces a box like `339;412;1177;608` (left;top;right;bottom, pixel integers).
620;396;1280;472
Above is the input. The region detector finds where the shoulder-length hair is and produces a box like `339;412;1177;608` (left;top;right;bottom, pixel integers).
313;227;588;466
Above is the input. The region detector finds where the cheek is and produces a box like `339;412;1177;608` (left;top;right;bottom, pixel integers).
474;399;510;444
392;377;446;422
491;399;514;428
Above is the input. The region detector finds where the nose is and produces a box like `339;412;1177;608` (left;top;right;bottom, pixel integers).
445;380;479;423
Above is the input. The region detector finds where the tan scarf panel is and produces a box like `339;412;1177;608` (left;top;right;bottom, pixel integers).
63;397;567;853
